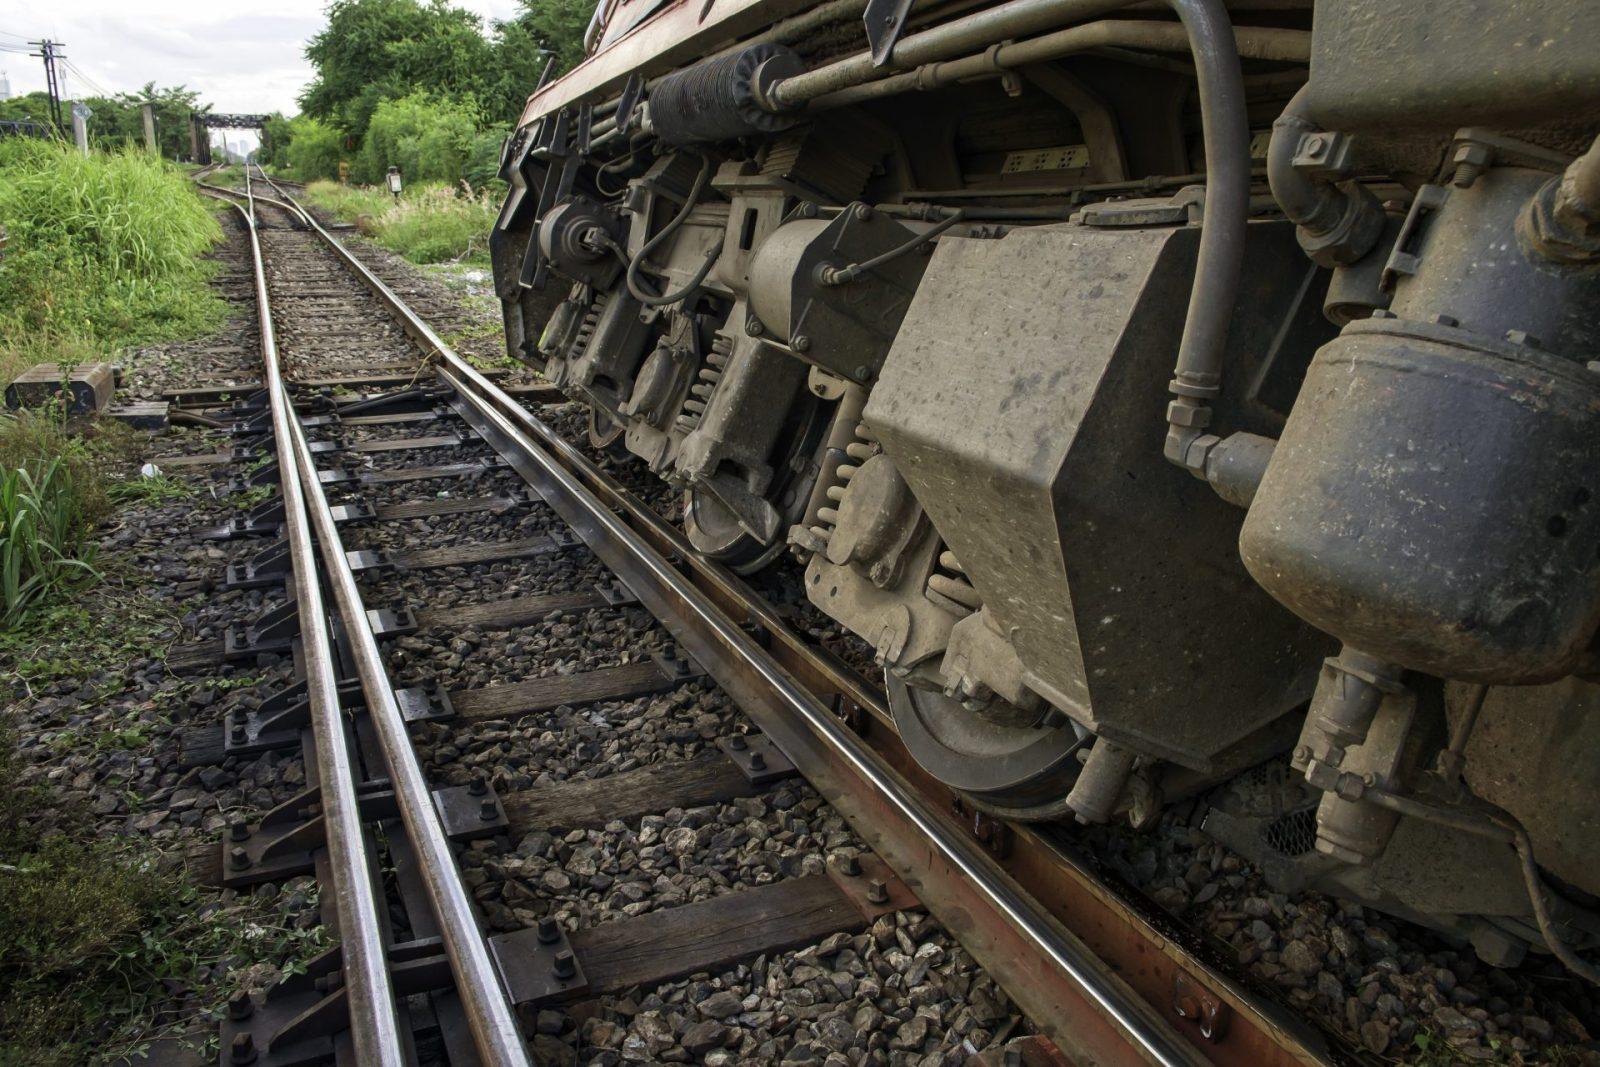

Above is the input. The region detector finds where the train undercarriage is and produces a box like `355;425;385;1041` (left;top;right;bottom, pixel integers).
490;0;1600;979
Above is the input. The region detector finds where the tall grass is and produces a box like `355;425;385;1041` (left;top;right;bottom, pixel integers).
0;139;225;384
304;179;497;264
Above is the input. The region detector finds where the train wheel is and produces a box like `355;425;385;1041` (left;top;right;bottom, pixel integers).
886;671;1087;814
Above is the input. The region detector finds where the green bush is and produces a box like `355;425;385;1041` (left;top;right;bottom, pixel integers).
284;116;346;182
0;139;223;381
304;179;497;264
357;91;482;185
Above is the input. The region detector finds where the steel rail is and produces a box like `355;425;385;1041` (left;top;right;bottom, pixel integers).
224;170;406;1067
256;169;1207;1067
234;167;535;1067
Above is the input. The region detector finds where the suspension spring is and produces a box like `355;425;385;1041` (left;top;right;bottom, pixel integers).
810;420;879;547
926;545;981;614
675;331;732;434
569;291;610;362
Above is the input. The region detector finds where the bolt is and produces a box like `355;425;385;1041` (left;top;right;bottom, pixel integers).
728;735;748;750
230;1033;257;1065
853;203;874;221
792;335;811;353
1370;308;1396;319
468;777;488;796
797;201;818;219
1302;133;1328;157
230;722;246;743
229;819;250;842
314;971;344;993
229;846;251;870
839;853;862;876
538;917;561;944
1428;313;1460;327
227;991;253;1021
749;752;767;772
479;798;498;821
867;879;890;905
853;365;871;381
1505;329;1542;348
553;949;577;980
745;316;763;337
1292;745;1311;764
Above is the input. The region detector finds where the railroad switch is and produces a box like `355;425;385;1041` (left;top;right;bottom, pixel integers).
717;730;797;785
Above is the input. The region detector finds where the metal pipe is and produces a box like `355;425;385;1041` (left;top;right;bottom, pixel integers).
1266;86;1342;233
234;171;405;1067
255;175;535;1067
807;22;1308;110
769;0;1136;106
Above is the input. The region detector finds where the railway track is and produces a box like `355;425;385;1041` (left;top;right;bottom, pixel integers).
165;166;1343;1067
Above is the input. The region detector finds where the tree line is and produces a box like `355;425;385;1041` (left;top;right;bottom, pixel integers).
0;84;208;160
259;0;589;187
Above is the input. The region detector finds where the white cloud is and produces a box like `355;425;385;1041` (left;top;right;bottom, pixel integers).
2;0;521;130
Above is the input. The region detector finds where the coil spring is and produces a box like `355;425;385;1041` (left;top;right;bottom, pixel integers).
926;545;981;614
808;420;879;548
675;332;732;434
569;291;609;362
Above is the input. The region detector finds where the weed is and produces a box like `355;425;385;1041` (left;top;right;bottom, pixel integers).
0;139;226;386
0;457;102;625
303;179;497;264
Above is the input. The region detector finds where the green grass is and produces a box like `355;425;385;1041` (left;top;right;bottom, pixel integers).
0;139;226;386
302;179;497;264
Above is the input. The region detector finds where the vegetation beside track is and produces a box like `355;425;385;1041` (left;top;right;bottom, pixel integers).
0;139;226;387
301;178;498;264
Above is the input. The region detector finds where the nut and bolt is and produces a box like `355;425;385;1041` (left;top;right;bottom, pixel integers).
728;735;748;750
853;203;874;221
230;722;247;743
749;753;767;772
468;777;488;796
839;853;862;876
553;949;578;980
1505;329;1542;348
230;1033;257;1065
479;798;498;822
538;917;561;944
867;879;890;905
227;991;254;1021
1428;313;1460;327
229;846;251;870
853;365;871;381
792;335;811;353
229;819;250;842
745;316;764;337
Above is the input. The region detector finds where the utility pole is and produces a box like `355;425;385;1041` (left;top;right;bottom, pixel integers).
142;102;157;153
27;40;64;135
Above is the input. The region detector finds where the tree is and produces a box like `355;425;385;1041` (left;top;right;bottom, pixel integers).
300;0;498;143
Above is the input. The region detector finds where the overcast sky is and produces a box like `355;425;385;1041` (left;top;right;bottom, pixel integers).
2;0;520;146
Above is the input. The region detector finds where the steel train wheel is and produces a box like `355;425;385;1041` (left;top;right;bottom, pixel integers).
886;671;1087;812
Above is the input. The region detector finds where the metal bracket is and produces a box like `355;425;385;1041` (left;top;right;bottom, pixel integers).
651;647;704;685
224;537;291;589
329;501;377;524
488;918;590;1005
224;678;364;757
862;0;915;66
432;779;509;840
1382;183;1450;291
950;795;1011;859
365;606;419;639
345;549;393;574
594;577;640;607
221;781;399;888
203;493;285;541
717;731;797;786
223;599;302;660
826;853;918;920
1173;971;1231;1042
397;685;455;724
